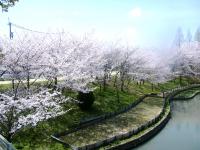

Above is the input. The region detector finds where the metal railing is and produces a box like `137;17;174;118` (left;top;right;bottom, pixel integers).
0;135;15;150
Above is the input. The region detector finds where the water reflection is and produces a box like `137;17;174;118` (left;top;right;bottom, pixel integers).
133;95;200;150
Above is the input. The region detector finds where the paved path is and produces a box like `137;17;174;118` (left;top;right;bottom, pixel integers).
0;77;67;85
60;96;163;147
0;79;48;85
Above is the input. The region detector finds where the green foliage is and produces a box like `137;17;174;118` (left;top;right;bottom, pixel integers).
0;0;18;11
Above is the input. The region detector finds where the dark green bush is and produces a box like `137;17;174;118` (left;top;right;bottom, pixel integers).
77;91;95;110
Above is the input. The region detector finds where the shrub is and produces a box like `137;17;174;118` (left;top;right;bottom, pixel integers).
77;91;95;110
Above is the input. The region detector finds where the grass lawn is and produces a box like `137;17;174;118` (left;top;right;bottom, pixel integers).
174;88;200;98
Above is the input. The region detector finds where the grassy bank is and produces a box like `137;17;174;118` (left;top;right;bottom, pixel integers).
101;104;171;150
0;77;197;149
173;88;200;99
60;96;163;148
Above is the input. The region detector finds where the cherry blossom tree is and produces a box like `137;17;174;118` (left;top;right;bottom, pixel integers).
0;89;71;141
1;33;46;97
0;33;74;141
41;33;71;90
59;33;102;93
170;38;200;84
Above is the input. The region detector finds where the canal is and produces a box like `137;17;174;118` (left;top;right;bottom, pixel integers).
134;94;200;150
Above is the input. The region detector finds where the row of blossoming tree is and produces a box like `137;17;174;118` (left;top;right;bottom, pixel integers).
0;30;200;141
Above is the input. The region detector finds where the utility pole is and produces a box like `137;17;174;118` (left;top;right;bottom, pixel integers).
8;19;15;91
8;21;13;39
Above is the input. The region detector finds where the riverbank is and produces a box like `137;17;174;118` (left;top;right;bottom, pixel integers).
173;88;200;100
101;84;200;149
0;78;198;149
133;91;200;150
55;96;164;149
102;105;170;150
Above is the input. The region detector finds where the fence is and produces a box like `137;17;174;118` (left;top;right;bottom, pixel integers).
52;94;153;138
0;134;16;150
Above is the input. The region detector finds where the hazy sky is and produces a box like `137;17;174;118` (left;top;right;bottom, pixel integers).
0;0;200;49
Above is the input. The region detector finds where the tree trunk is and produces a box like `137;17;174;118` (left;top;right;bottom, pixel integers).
120;79;124;92
27;73;30;91
116;85;120;103
163;92;165;98
12;79;14;91
157;83;160;87
6;133;13;142
53;77;57;90
179;75;182;85
114;75;118;87
103;74;106;91
114;75;120;103
14;82;20;99
6;106;15;142
151;83;154;91
139;80;141;87
120;73;125;92
126;77;131;91
142;79;145;85
99;82;102;92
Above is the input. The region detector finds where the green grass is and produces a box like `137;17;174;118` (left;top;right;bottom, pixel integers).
174;88;200;98
0;77;197;149
0;83;11;92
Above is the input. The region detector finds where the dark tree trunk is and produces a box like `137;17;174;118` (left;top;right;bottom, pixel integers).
162;92;165;98
157;83;160;87
103;75;106;91
151;83;154;91
179;75;182;85
142;79;145;85
120;79;124;92
27;73;30;91
103;67;108;91
114;75;118;87
116;84;120;103
126;77;131;91
99;82;102;92
6;133;13;142
5;106;15;142
139;80;141;87
12;79;14;91
14;82;20;99
53;77;57;90
120;73;125;92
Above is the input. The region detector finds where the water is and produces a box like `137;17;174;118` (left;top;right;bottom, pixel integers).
134;95;200;150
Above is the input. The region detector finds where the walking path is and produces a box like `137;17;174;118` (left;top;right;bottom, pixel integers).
59;96;163;148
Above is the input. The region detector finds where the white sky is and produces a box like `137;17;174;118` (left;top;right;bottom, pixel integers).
0;0;200;51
